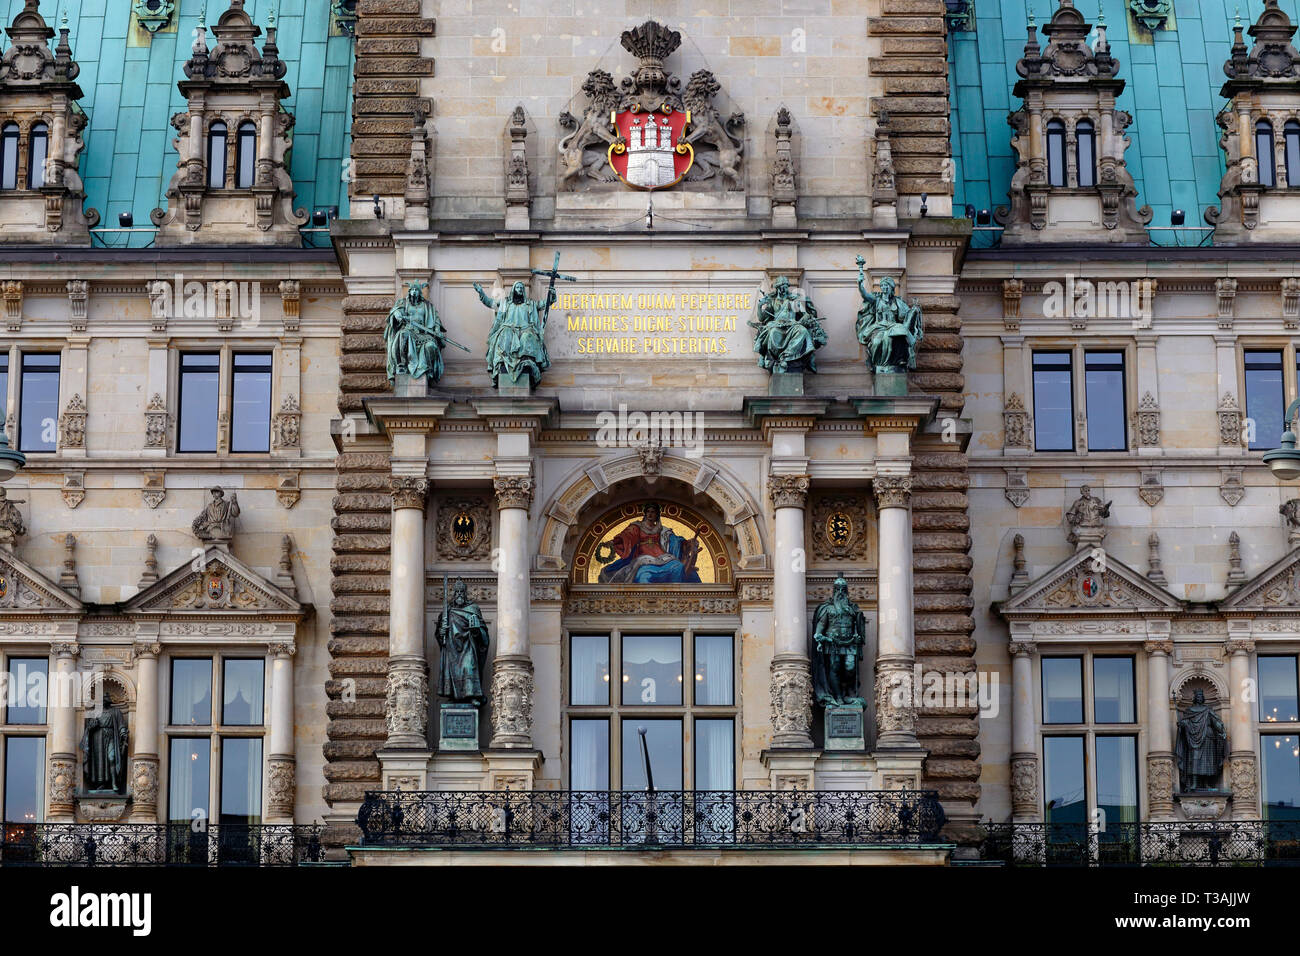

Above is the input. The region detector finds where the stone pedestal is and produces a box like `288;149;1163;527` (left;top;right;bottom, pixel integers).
496;379;531;398
768;372;805;396
874;749;927;791
483;749;544;791
77;793;130;823
762;749;820;791
377;749;433;792
823;703;866;751
438;703;480;752
1176;791;1231;821
875;370;908;396
393;373;428;398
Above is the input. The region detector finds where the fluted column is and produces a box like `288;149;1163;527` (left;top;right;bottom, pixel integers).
266;643;296;821
768;474;813;749
129;640;161;823
385;476;430;749
1226;636;1259;820
490;476;535;749
873;475;919;750
1144;639;1175;821
47;642;79;822
1009;639;1040;822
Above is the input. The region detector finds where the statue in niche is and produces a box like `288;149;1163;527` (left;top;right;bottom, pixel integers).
191;487;239;543
81;696;128;795
385;281;466;385
596;502;701;584
750;276;827;374
811;575;867;707
435;577;490;706
854;257;924;372
1175;689;1228;792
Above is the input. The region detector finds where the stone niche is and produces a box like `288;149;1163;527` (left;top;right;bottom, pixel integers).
1172;675;1231;822
151;1;307;244
0;1;99;244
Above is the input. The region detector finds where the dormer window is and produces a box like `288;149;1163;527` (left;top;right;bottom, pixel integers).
0;124;17;190
1287;120;1300;187
1076;119;1096;188
1047;119;1066;186
1257;120;1276;187
26;123;48;189
208;121;227;189
236;121;257;189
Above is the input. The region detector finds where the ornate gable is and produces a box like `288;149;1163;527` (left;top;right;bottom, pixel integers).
125;546;301;618
0;550;83;614
999;547;1182;617
1220;548;1300;611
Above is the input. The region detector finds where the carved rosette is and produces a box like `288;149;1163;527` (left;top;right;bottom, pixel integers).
489;656;535;748
389;476;430;511
1010;755;1040;819
48;756;77;817
769;656;813;748
768;474;810;510
874;662;917;747
384;663;429;748
266;756;296;819
873;475;912;510
493;476;535;511
1229;754;1259;818
130;756;160;819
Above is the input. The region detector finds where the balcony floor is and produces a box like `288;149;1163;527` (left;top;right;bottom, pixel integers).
347;844;955;866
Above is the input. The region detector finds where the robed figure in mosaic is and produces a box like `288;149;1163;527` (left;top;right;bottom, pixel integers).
385;281;449;385
750;275;828;374
811;576;867;707
1175;689;1227;792
855;256;923;372
597;502;701;584
435;578;490;706
476;280;554;389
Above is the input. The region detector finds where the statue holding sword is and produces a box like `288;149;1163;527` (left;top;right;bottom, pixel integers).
384;280;471;386
475;252;576;390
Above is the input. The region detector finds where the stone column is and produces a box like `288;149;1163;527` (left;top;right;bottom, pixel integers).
768;474;813;749
1226;636;1259;820
266;643;296;821
490;476;535;749
1009;639;1040;822
1144;639;1176;821
47;642;79;822
385;476;430;749
873;475;920;751
129;640;161;823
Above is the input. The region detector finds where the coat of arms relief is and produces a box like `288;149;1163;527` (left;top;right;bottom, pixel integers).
558;20;745;191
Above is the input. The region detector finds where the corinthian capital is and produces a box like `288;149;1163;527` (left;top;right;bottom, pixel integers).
494;476;534;510
390;476;430;510
768;474;810;510
873;475;912;509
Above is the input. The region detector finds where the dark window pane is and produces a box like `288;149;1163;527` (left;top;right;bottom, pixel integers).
236;122;257;189
1288;122;1300;187
694;634;733;706
1032;351;1074;451
1047;120;1065;187
230;352;272;453
222;659;264;726
621;635;682;706
177;352;219;453
695;718;733;790
0;353;7;423
570;719;609;789
1093;657;1135;723
4;737;44;823
5;658;48;725
1076;121;1095;187
18;353;58;453
1258;121;1276;187
0;124;17;190
1084;351;1126;451
1095;735;1139;828
26;123;47;190
1043;736;1086;824
168;737;210;824
1260;656;1300;724
208;122;227;189
1245;349;1285;450
570;635;609;706
621;718;682;790
1042;657;1083;724
220;738;261;824
170;659;212;726
1262;734;1300;820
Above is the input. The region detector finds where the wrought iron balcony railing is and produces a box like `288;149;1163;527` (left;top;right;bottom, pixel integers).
980;821;1300;867
357;789;947;849
0;823;325;867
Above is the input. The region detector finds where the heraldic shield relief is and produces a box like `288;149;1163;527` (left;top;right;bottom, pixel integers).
608;106;694;189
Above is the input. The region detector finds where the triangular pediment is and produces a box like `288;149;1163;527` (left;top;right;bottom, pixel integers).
0;550;83;614
999;548;1183;616
125;546;301;616
1222;548;1300;611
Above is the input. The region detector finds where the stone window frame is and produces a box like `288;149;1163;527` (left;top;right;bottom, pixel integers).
204;112;261;193
1041;109;1102;191
1024;337;1138;456
165;340;283;458
2;342;64;456
0;112;55;194
1236;337;1300;451
1245;109;1300;191
1256;651;1300;812
0;650;51;825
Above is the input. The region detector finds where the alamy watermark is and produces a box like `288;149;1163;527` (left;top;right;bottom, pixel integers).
595;403;706;458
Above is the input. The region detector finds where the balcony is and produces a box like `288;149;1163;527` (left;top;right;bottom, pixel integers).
0;823;324;867
356;789;947;850
980;821;1300;866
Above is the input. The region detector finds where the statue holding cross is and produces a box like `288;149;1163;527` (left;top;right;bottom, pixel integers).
475;252;576;391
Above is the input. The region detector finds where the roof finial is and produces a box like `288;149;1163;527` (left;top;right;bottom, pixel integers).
268;1;277;28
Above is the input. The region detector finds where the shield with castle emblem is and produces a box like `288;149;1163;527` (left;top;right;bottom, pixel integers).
608;106;694;189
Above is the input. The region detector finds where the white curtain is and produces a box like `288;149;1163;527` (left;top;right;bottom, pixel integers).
694;719;733;791
569;636;609;706
694;635;733;706
220;737;261;823
570;719;608;790
167;738;210;824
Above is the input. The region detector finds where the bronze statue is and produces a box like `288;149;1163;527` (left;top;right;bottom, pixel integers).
384;280;467;385
1175;690;1227;792
855;257;923;372
435;578;490;706
191;487;239;542
81;700;128;794
750;276;827;374
811;576;867;707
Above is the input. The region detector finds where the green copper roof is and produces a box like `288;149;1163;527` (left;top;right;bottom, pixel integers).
0;0;355;246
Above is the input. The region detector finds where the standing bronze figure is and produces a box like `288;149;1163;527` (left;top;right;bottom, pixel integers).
1175;690;1227;792
435;577;491;705
81;701;129;794
811;576;867;706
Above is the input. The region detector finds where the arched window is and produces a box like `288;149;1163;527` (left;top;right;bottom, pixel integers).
26;122;48;189
207;121;227;189
235;121;256;189
1257;119;1276;187
1286;120;1300;187
0;123;18;190
1075;119;1096;188
1047;119;1066;187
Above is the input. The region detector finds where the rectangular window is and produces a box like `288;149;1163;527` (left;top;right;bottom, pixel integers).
4;658;48;725
1260;656;1300;724
1095;735;1139;828
167;737;210;824
694;718;734;790
1261;733;1300;820
621;718;683;791
170;659;213;726
177;352;220;453
222;659;264;726
3;736;44;823
1084;351;1126;451
569;719;609;790
1043;735;1086;825
230;352;272;453
1245;349;1285;451
694;635;734;706
621;635;682;706
17;353;58;453
1032;351;1074;451
219;737;262;824
569;635;610;706
1042;657;1084;724
1092;657;1136;724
